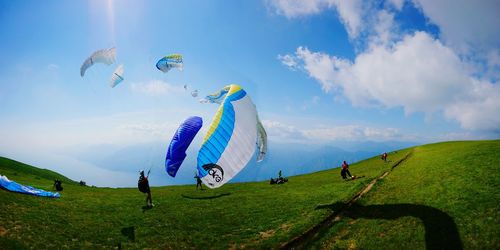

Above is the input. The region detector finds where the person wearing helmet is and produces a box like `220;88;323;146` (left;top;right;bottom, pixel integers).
138;170;153;207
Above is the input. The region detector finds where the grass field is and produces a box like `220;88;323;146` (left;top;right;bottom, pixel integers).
0;140;498;249
312;140;500;249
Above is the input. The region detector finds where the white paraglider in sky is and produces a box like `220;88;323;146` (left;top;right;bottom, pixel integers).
80;47;116;77
109;64;124;88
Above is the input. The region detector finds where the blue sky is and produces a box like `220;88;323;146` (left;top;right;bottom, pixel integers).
0;0;498;186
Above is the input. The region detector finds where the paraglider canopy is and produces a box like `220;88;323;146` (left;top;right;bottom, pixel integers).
256;117;267;162
80;47;116;77
0;175;60;198
165;116;203;177
156;54;183;73
197;84;260;188
110;64;124;88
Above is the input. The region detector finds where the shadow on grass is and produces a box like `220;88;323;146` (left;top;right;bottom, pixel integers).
141;205;153;213
181;193;231;200
120;226;135;241
315;202;462;250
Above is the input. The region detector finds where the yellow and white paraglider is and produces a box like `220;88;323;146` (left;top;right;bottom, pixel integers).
156;54;183;73
197;84;266;188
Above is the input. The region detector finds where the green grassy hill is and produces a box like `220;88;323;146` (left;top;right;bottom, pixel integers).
312;140;500;249
0;141;498;249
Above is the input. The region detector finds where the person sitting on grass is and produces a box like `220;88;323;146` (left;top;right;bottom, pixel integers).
340;161;354;180
138;170;153;208
53;179;63;191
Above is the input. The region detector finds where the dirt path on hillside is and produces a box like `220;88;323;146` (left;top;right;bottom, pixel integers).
280;151;413;249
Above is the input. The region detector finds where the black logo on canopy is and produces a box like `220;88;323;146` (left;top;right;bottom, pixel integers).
202;164;224;185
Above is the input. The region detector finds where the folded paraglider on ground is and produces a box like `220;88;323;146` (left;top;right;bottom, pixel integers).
0;175;60;198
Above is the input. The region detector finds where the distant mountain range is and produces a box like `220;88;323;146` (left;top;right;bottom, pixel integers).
66;140;417;187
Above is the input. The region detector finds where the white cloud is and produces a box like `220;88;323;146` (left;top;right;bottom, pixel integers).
331;0;364;38
443;79;500;131
273;0;500;134
412;0;500;53
303;125;402;141
130;80;183;96
284;32;500;131
268;0;365;38
262;119;407;142
274;0;500;53
277;54;299;70
261;119;306;142
370;10;397;47
295;46;350;93
268;0;325;17
412;0;500;81
387;0;405;11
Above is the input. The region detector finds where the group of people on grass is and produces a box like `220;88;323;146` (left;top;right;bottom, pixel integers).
270;170;288;184
136;152;390;208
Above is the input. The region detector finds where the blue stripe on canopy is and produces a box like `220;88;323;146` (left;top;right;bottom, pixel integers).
197;89;246;177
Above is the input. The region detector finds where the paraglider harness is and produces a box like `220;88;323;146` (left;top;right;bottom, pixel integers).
138;170;150;193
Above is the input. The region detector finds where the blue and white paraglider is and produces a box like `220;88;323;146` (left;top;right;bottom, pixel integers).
0;175;60;198
197;84;263;188
165;116;203;177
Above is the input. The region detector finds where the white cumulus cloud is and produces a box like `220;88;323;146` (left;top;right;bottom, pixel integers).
262;119;407;142
267;0;365;38
273;0;500;133
413;0;500;82
303;125;402;141
413;0;500;54
277;54;299;70
284;32;500;131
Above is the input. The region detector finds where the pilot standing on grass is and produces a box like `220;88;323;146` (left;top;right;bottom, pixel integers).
138;170;153;208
